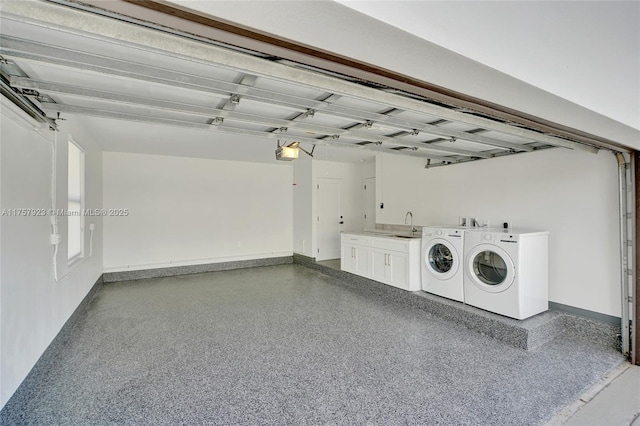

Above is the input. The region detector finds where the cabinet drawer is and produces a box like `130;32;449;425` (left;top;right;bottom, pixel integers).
371;237;409;252
341;233;373;245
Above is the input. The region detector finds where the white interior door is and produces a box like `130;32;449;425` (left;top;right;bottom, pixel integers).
364;177;376;231
317;177;342;260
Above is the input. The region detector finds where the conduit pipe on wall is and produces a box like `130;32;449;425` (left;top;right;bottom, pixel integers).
89;226;94;257
616;151;633;356
49;129;63;283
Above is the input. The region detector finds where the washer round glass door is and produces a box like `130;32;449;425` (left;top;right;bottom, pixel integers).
466;244;515;293
425;239;459;280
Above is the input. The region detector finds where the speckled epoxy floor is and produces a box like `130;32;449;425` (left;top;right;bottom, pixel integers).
1;264;624;425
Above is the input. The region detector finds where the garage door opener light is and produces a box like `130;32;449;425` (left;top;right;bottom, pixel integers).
276;140;315;161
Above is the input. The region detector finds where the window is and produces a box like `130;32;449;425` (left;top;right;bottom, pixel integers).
67;138;85;262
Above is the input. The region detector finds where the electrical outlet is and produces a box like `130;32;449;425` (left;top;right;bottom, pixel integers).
469;217;477;227
50;234;60;245
459;216;467;227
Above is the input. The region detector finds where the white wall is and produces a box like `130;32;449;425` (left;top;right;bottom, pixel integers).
102;152;293;271
0;102;103;408
376;148;621;317
362;160;375;181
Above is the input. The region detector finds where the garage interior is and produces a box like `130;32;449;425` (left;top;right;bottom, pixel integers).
1;0;639;424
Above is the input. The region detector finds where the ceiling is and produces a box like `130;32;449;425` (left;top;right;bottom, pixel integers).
0;0;600;166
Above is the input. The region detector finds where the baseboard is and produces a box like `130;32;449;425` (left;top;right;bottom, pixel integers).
0;275;103;416
103;256;293;283
102;252;293;273
292;253;316;264
549;301;621;325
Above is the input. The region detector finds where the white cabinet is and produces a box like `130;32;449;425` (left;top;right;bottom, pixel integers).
341;233;421;291
342;243;371;276
371;249;408;286
371;249;387;282
355;245;371;277
371;242;412;290
387;249;409;289
341;235;372;276
341;243;357;273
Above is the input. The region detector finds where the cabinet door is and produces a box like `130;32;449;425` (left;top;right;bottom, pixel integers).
371;249;388;282
354;245;371;277
341;243;356;273
387;250;409;290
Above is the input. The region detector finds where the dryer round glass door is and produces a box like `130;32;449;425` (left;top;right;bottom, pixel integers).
466;244;515;293
425;239;459;280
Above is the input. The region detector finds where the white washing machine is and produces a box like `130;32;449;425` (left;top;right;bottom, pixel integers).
463;228;549;320
421;226;465;302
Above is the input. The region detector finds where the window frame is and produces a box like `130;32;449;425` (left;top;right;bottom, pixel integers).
67;137;85;265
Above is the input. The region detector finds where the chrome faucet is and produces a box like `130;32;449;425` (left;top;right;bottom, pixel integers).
405;211;417;236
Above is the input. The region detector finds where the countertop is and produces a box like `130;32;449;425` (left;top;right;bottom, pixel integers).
342;230;422;240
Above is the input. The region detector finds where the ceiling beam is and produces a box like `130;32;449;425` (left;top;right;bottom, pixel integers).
219;73;257;111
40;102;463;162
2;37;537;154
9;76;494;158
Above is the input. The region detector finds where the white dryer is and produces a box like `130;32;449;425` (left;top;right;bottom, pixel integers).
421;226;465;302
463;229;549;320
